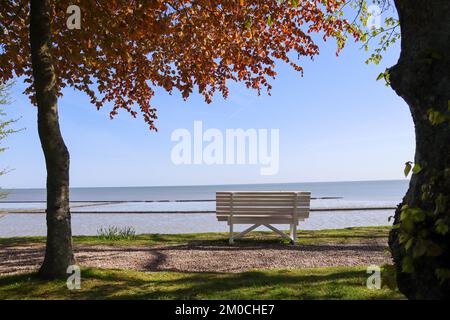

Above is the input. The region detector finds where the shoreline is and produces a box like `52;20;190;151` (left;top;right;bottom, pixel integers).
0;211;393;237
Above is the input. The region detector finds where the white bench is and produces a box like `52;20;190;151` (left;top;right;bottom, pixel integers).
216;191;311;244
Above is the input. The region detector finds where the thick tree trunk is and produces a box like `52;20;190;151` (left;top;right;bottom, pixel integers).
388;0;450;299
30;0;75;279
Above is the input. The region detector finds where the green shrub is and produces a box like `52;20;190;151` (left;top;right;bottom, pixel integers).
97;226;136;240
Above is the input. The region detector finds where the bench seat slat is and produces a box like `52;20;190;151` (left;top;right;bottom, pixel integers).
216;199;310;204
217;216;308;221
218;218;306;224
216;196;309;200
216;205;309;209
216;191;311;195
216;207;309;211
216;213;309;218
216;195;310;198
217;198;307;201
216;209;309;215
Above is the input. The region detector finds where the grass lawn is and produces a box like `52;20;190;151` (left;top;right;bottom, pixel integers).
0;226;391;247
0;266;403;300
0;226;402;300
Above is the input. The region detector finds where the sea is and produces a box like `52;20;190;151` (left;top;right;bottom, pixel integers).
0;180;408;237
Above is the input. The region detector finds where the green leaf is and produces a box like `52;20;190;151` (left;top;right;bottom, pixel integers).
399;205;416;232
404;161;412;177
376;72;384;81
413;240;427;258
405;238;414;251
435;268;450;284
410;208;426;222
402;256;414;273
384;70;391;86
427;108;447;125
267;14;273;26
435;219;449;235
412;163;422;174
403;219;415;233
375;69;391;86
398;232;409;244
400;208;409;222
435;194;448;214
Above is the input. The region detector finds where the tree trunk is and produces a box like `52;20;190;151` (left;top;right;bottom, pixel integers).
30;0;75;279
388;0;450;299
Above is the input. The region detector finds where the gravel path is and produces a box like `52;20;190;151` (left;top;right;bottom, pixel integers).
0;239;390;275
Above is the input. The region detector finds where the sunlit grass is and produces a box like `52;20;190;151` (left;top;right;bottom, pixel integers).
0;226;391;247
0;266;403;300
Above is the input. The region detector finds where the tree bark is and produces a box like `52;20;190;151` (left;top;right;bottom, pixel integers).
30;0;75;279
388;0;450;299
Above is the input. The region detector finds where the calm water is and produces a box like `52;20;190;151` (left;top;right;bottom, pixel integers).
0;180;408;236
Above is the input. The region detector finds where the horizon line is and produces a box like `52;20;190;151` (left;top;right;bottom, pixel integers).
3;178;410;190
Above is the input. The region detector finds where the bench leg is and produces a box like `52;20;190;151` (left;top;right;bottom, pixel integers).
229;223;234;244
264;224;291;240
230;224;261;244
234;224;260;240
290;223;297;245
229;223;297;244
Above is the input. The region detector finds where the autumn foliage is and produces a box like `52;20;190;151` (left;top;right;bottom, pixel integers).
0;0;359;129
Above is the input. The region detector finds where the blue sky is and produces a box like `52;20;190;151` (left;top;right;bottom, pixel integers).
1;36;414;188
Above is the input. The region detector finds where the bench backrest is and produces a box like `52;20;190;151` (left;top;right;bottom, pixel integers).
216;191;311;224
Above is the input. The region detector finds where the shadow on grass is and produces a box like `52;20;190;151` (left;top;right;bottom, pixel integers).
0;236;46;246
0;267;403;300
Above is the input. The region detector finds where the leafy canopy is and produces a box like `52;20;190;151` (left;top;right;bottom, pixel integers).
0;82;17;156
0;0;360;129
0;82;19;197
